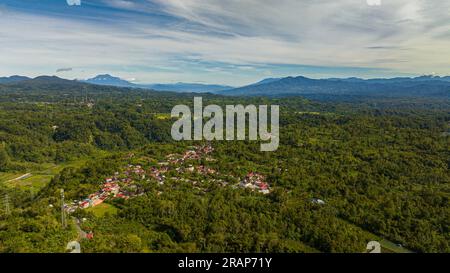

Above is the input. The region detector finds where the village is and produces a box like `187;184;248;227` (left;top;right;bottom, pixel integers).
64;164;145;214
239;172;271;194
64;144;272;214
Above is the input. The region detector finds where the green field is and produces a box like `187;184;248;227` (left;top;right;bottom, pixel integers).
338;218;414;253
37;160;89;176
154;113;171;120
380;240;414;253
86;203;118;217
0;159;89;191
0;172;22;182
4;174;52;192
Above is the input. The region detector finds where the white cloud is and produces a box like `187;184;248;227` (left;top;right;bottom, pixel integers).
149;0;450;70
367;0;382;6
103;0;136;9
1;0;450;84
66;0;81;6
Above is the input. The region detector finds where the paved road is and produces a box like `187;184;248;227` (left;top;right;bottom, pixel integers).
73;217;87;240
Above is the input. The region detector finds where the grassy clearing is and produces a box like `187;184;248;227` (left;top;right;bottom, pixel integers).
37;159;88;176
337;217;414;253
0;173;22;182
380;239;414;253
296;111;322;115
5;174;53;192
1;158;89;190
86;203;118;217
154;113;171;120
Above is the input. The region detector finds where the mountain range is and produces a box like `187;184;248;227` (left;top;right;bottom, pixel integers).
83;74;233;93
0;75;31;84
1;74;449;99
216;75;450;98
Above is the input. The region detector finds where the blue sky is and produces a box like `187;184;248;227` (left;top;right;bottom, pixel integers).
1;0;450;85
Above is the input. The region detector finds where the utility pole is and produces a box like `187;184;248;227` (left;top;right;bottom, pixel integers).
30;187;35;200
83;86;88;104
3;194;10;215
61;189;67;229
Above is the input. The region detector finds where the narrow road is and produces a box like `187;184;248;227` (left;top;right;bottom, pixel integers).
6;173;32;182
65;218;85;253
73;217;87;241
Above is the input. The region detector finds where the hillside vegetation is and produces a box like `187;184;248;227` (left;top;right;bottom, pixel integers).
0;81;448;253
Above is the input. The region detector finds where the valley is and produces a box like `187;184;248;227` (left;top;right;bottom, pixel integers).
0;79;448;253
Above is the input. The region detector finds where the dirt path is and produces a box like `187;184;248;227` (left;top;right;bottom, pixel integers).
6;173;32;182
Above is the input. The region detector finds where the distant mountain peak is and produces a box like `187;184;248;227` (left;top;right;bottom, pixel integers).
82;74;233;93
0;75;31;84
33;75;63;80
29;75;76;83
218;74;450;98
91;74;117;79
250;78;282;86
84;74;136;88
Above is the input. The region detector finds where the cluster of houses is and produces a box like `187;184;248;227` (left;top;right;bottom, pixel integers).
149;166;168;184
239;172;271;194
64;165;144;213
151;145;217;185
176;165;217;175
166;144;215;164
158;145;272;195
124;164;146;180
194;165;217;175
64;144;274;214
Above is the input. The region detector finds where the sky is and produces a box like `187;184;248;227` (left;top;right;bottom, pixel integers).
0;0;450;86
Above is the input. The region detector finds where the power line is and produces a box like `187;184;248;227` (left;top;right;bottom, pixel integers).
3;194;10;215
61;189;67;229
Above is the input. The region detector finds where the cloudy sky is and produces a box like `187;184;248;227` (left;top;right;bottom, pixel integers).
1;0;450;85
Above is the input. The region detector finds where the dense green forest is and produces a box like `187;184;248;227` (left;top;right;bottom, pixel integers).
0;82;449;253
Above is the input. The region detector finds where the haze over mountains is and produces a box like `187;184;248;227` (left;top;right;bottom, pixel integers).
217;75;450;99
0;74;449;99
83;74;234;93
0;75;31;84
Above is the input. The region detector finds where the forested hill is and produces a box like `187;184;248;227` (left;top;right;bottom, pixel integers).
0;75;233;94
0;78;448;253
0;76;216;103
0;76;143;96
218;75;450;99
3;74;450;101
